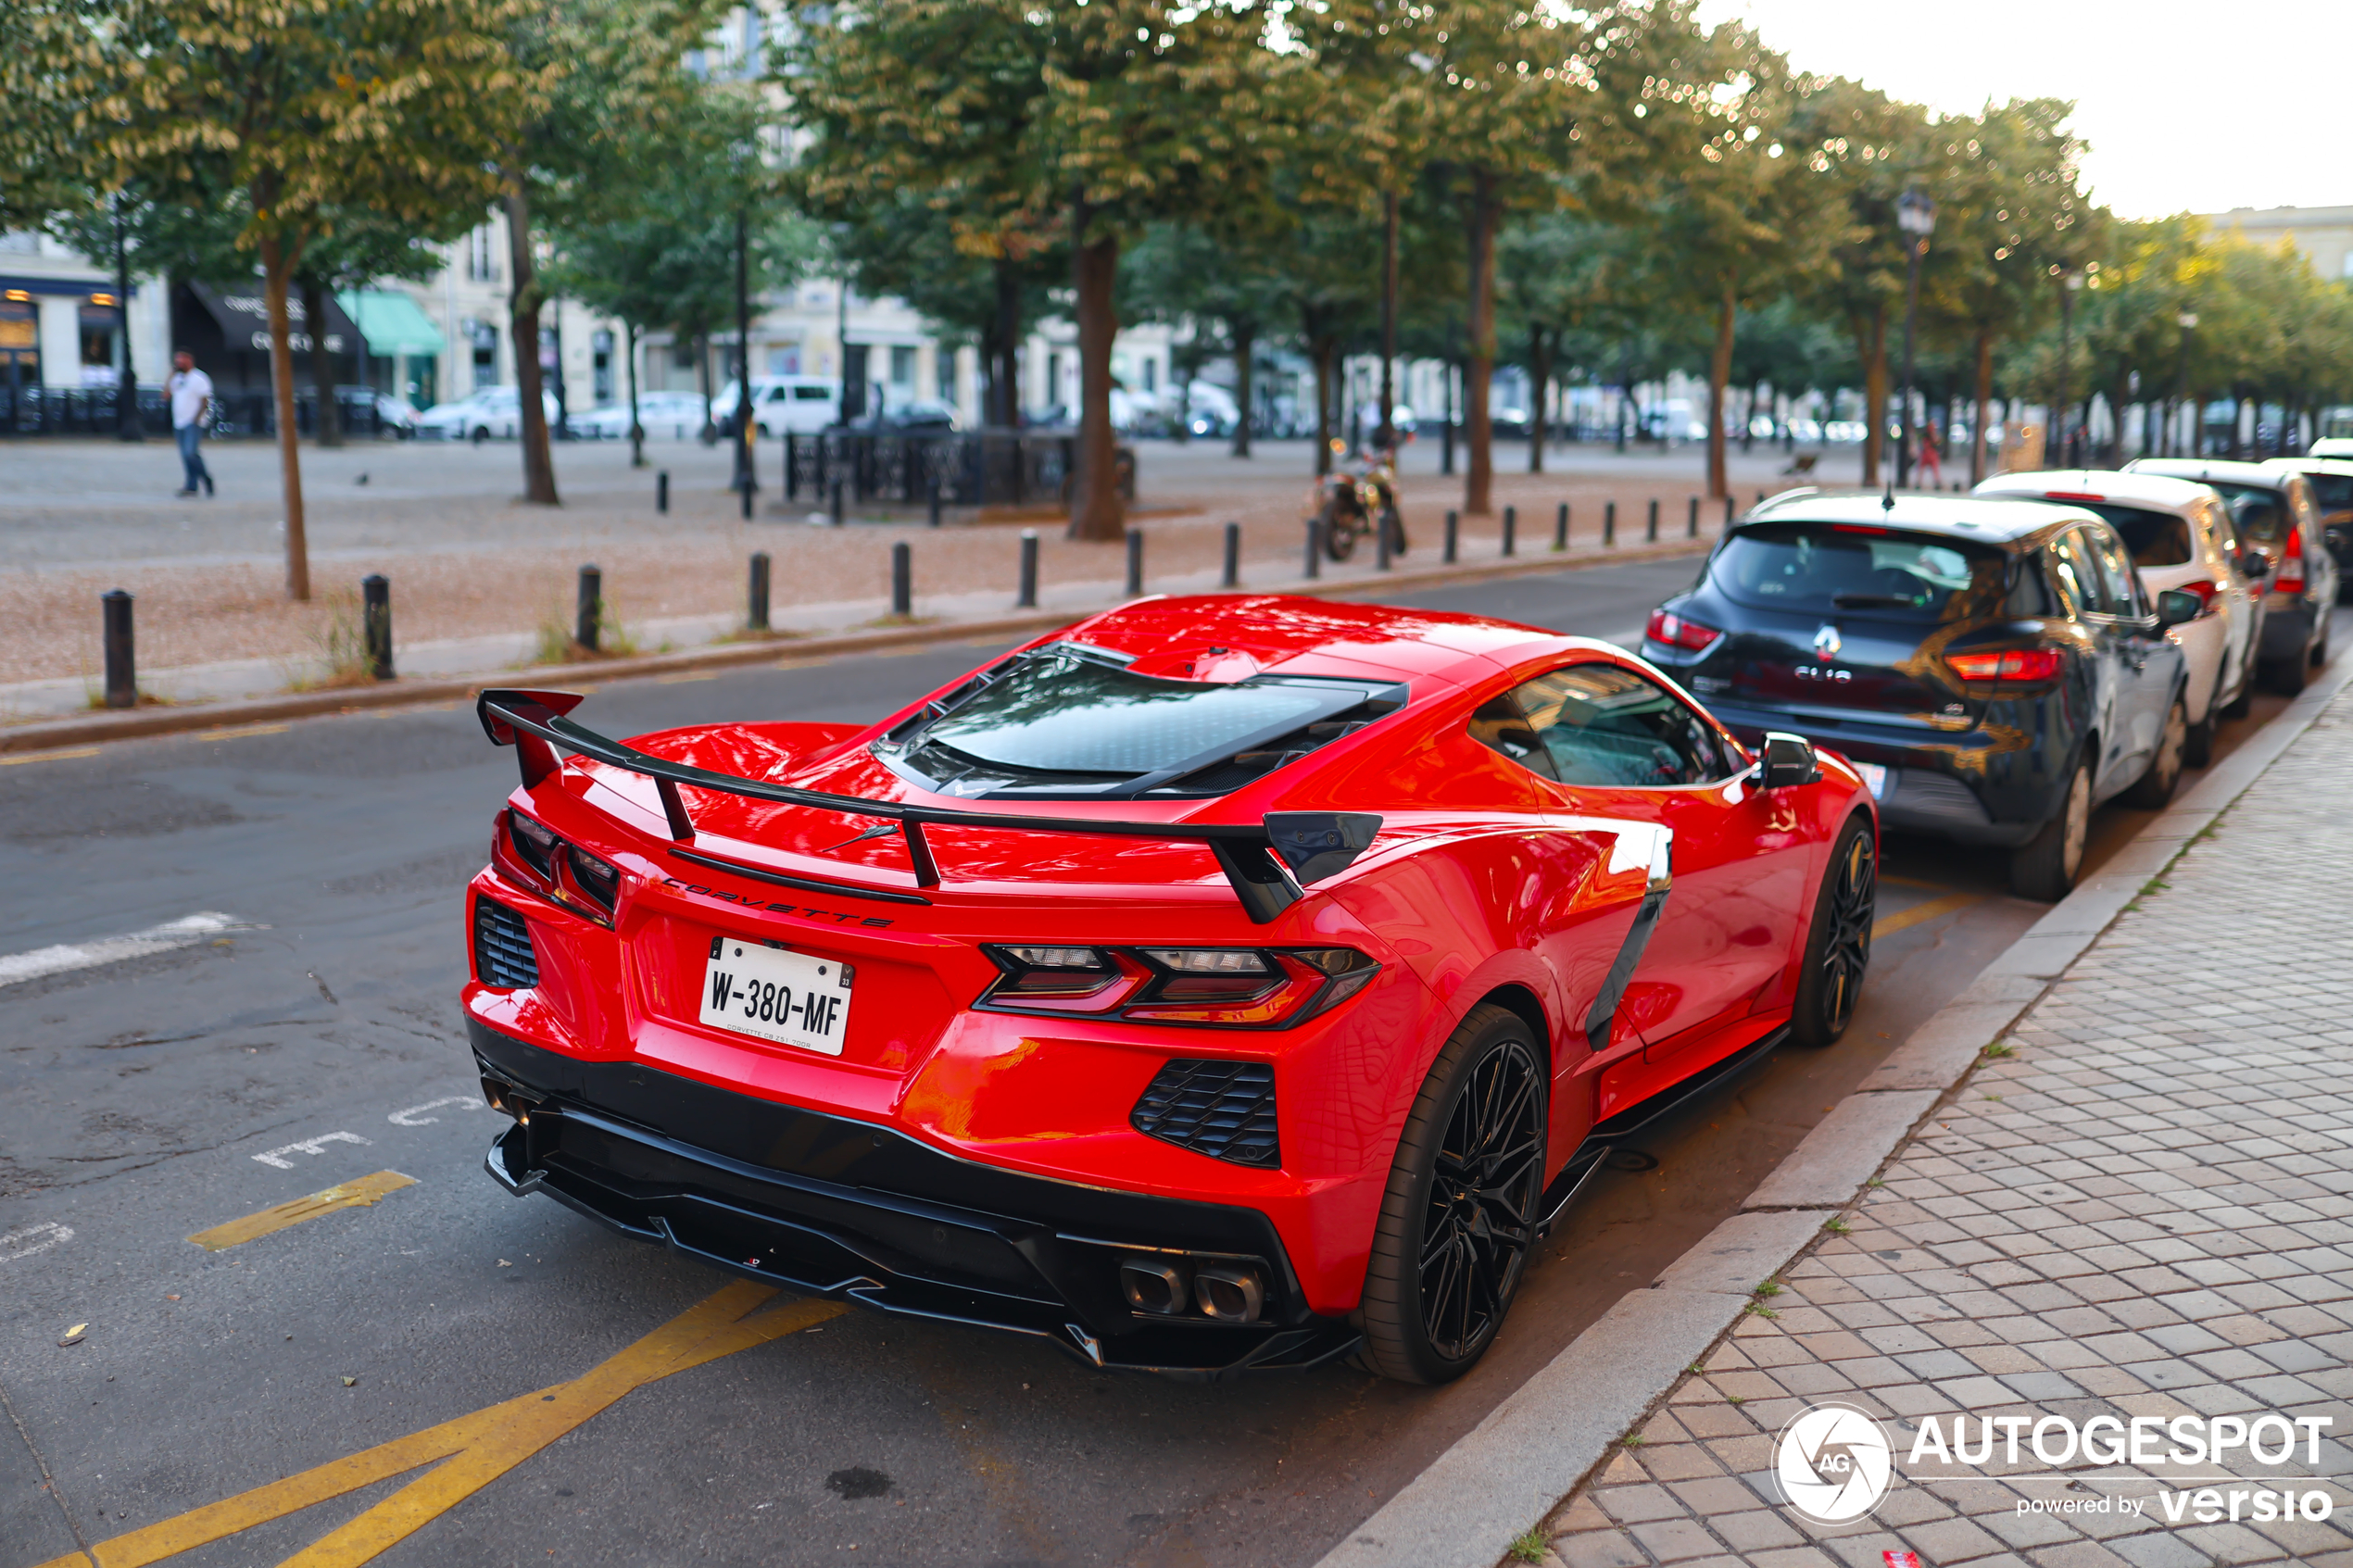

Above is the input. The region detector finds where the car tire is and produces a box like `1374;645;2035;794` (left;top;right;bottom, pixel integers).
1789;815;1875;1047
1318;499;1361;562
2311;617;2331;670
470;425;488;445
2010;754;2092;902
2221;646;2256;720
2183;700;2217;769
1355;1003;1546;1386
2265;647;2309;696
2122;694;2186;809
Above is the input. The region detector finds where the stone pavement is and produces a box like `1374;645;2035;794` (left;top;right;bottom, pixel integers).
1528;688;2353;1568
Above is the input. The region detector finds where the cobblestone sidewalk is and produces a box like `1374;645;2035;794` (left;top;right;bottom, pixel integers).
1531;689;2353;1568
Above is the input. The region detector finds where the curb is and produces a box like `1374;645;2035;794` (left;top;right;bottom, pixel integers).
0;538;1710;757
1314;643;2353;1568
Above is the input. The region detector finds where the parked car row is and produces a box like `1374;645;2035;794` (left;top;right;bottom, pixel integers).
1642;460;2339;901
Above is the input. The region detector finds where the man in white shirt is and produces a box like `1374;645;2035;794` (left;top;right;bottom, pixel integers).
167;349;214;497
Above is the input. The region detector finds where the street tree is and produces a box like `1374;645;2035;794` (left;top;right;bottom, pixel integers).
76;0;523;599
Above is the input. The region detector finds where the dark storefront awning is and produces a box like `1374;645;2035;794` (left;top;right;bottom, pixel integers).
183;281;362;357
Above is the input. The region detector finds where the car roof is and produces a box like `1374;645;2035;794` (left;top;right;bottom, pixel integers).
1060;594;1585;688
2125;457;2292;489
1974;469;2219;516
1745;489;2095;545
2264;455;2353;477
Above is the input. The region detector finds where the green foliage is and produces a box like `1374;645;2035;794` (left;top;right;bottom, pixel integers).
1506;1526;1547;1564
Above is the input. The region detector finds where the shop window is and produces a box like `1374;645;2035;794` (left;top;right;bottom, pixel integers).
889;345;916;386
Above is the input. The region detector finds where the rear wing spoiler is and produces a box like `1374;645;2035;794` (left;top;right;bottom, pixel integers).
477;688;1379;924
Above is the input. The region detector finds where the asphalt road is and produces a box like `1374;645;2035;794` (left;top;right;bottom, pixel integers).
2;561;2336;1568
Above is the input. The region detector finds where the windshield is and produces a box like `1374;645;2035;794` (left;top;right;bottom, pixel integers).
881;645;1403;797
1712;523;2007;621
2070;503;2194;567
2201;482;2291;543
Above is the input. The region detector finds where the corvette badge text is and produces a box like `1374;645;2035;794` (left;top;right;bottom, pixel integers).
1771;1399;2338;1528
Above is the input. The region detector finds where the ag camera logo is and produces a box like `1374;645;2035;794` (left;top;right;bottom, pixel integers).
1773;1400;1895;1524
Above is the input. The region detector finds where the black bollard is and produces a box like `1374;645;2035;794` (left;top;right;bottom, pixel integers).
928;479;943;529
656;471;669;515
1646;498;1659;543
1756;488;1768;506
1303;517;1322;579
1443;509;1459;564
739;473;753;521
361;573;393;680
1125;527;1144;597
1724;495;1736;530
1604;501;1617;546
1221;521;1240;589
576;565;601;653
1502;505;1516;558
1687;495;1699;538
891;542;912;618
785;438;798;502
748;552;771;632
1377;508;1392;571
102;589;135;709
1554;503;1568;552
1016;529;1038;608
829;478;845;527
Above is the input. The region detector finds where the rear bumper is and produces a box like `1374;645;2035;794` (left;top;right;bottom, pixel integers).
471;1021;1359;1378
1705;701;2047;847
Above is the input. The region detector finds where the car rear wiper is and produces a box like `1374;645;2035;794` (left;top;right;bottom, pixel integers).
1830;593;1921;608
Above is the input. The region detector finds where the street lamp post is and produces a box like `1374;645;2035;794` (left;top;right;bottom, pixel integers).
732;205;753;504
2173;309;2197;458
1895;186;1935;489
2056;268;2082;466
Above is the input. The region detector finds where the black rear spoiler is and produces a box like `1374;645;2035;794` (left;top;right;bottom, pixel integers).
477;689;1380;924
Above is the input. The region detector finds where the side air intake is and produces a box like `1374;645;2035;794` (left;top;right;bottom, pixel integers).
472;897;540;988
1131;1059;1278;1168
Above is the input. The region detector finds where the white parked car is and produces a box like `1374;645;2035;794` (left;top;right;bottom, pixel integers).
1977;469;2266;763
416;386;560;442
2127;458;2338;694
2310;437;2353;459
566;391;710;441
711;376;841;437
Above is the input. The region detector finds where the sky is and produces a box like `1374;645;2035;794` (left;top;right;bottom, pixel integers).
1697;0;2347;220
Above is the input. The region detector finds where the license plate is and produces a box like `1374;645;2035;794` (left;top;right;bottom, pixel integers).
1853;762;1889;799
699;937;853;1056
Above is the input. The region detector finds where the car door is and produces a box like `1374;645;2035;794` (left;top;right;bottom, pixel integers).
2053;527;2148;793
1482;660;1806;1084
2198;499;2258;700
2084;521;2176;769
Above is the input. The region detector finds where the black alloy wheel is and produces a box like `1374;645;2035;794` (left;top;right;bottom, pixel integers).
1791;817;1875;1046
1357;1005;1546;1383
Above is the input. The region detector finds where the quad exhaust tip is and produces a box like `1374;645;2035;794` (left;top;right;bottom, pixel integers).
1119;1257;1265;1323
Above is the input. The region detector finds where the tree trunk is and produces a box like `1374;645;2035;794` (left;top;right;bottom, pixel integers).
993;259;1022;428
1528;326;1551;474
626;321;644;468
1706;284;1735;500
1066;217;1124;541
258;237;309;602
1857;306;1889;487
1230;320;1254;458
1970;327;1993;485
502;180;560;506
300;275;343;448
1742;379;1763;454
1462;168;1498;516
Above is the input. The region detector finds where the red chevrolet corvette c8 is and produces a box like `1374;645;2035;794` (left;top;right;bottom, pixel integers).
463;594;1877;1383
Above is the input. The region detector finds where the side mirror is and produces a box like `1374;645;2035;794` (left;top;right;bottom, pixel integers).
2156;588;2203;628
2241;552;2271;579
1758;731;1820;790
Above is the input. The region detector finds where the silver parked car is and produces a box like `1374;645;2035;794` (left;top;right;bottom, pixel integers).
2125;458;2337;693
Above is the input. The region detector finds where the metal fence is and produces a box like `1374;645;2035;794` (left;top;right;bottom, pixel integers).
784;430;1136;509
0;385;391;439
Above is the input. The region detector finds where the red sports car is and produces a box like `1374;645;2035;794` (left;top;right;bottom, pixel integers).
464;595;1877;1383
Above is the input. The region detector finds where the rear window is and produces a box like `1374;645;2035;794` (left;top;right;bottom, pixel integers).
875;643;1404;798
2068;503;2194;567
793;385;832;400
2305;472;2353;510
2202;482;2290;544
1712;523;2007;621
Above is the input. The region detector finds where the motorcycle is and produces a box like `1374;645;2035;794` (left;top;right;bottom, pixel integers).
1308;439;1409;563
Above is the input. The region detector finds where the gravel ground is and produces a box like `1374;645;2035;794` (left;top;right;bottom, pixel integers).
0;433;1862;686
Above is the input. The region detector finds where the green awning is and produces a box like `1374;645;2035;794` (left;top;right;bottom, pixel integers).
336;289;443;358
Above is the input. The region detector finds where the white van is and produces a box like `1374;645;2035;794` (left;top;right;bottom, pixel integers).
711;377;842;437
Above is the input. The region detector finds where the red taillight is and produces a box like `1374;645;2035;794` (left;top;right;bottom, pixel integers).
2177;579;2219;610
978;946;1378;1027
2275;530;2306;596
1947;648;2064;683
1646;608;1724;653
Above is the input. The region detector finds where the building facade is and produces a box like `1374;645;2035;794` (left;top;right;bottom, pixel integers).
2202;205;2353;281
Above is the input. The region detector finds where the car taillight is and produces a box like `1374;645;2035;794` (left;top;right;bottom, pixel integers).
1645;608;1724;654
977;945;1378;1028
2275;529;2306;596
2175;579;2219;612
1947;648;2064;683
568;846;621;911
508;809;558;879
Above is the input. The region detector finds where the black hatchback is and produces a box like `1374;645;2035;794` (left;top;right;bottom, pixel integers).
1642;493;2199;899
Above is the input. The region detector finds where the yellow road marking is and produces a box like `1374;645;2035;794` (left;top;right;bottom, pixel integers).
30;1282;844;1568
774;656;830;671
653;671;716;684
186;1172;417;1253
191;723;291;743
1872;891;1981;940
1878;873;1946;891
0;746;101;767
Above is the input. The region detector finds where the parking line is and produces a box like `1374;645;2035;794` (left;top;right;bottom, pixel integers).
0;746;101;767
0;911;261;988
191;722;291;742
1871;891;1981;940
28;1281;845;1568
187;1172;417;1253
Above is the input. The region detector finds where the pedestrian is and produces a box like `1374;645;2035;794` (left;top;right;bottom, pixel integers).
1917;421;1943;489
167;348;214;498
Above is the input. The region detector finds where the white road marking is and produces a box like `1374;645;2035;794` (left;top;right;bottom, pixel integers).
1;1221;74;1263
0;912;265;988
387;1096;484;1127
251;1132;371;1169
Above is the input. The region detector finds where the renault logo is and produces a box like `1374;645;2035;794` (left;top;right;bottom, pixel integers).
1812;623;1843;659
